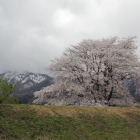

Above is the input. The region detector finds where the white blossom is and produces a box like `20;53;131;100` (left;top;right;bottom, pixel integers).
33;37;140;106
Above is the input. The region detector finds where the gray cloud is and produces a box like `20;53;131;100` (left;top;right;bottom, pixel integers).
0;0;140;74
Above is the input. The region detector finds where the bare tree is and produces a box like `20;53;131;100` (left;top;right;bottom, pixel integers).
33;37;140;106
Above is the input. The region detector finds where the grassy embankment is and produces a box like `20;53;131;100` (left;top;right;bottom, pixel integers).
0;104;140;140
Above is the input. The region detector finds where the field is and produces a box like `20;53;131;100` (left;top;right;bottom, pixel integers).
0;104;140;140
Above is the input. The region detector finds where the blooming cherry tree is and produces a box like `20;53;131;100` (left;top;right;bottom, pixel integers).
33;37;140;106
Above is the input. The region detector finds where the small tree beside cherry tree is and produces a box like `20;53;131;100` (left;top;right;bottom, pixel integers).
33;37;140;107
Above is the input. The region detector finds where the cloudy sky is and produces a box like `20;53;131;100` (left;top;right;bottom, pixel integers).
0;0;140;74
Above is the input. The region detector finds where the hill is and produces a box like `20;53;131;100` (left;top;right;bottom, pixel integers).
0;104;140;140
1;71;140;105
0;71;52;91
0;71;53;104
14;78;53;104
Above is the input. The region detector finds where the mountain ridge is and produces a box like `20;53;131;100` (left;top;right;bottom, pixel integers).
0;71;53;104
0;70;51;90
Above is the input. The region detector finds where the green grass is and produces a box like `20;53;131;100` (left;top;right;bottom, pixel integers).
0;104;140;140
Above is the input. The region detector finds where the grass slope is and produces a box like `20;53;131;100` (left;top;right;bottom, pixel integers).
0;104;140;140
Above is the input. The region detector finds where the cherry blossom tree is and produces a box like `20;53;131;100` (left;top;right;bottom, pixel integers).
33;37;140;106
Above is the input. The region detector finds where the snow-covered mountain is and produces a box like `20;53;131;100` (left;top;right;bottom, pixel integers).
0;71;52;91
0;71;53;104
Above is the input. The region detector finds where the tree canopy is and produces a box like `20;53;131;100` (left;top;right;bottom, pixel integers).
33;37;140;106
0;77;20;104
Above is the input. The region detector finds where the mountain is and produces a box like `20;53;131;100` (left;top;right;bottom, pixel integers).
0;71;52;90
0;71;53;104
1;71;139;105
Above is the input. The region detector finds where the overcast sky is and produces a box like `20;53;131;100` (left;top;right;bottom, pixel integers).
0;0;140;74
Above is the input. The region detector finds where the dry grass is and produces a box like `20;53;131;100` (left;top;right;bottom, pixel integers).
30;105;99;117
28;105;140;120
10;104;140;120
0;135;7;140
36;136;58;140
